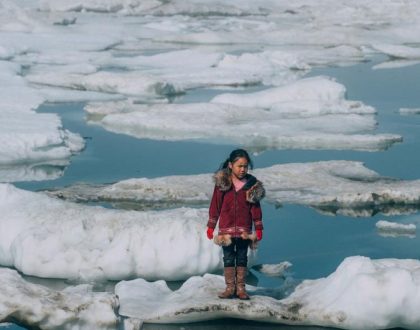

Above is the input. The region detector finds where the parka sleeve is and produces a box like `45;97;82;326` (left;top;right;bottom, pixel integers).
251;201;263;230
207;185;223;229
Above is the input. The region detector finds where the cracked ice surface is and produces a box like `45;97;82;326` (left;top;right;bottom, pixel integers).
85;76;401;151
0;184;223;281
0;268;118;330
116;256;420;329
45;161;420;216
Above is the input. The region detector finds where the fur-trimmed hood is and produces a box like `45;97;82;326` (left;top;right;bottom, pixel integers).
213;169;265;203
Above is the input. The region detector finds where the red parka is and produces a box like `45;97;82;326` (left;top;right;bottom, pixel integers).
207;169;265;237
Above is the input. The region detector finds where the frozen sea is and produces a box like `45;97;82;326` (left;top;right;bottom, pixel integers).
2;1;420;329
16;54;420;278
7;57;420;330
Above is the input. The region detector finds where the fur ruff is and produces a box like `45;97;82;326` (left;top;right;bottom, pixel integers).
213;169;265;203
213;232;259;250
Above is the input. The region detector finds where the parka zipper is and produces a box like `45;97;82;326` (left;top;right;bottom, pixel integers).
234;189;237;235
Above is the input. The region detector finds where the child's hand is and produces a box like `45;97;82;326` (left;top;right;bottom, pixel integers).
256;229;263;241
206;227;214;240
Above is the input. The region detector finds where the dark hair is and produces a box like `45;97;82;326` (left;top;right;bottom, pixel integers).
219;149;253;171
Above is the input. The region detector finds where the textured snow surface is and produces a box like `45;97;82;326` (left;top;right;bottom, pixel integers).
0;268;118;329
116;256;420;329
0;60;84;179
3;0;418;168
85;77;402;151
46;161;420;215
252;262;293;277
0;184;223;281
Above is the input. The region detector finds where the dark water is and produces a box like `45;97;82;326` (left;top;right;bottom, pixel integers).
10;57;420;329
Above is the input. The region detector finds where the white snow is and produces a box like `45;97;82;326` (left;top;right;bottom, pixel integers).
0;184;225;281
0;267;118;329
399;108;420;115
372;44;420;60
0;110;84;166
376;220;416;238
45;161;420;215
85;77;401;151
252;262;293;277
116;256;420;329
0;61;85;180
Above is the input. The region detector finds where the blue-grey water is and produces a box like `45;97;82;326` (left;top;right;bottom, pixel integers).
10;57;420;330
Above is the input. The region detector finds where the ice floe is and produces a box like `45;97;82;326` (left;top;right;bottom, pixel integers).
45;161;420;216
399;108;420;115
376;220;416;239
0;184;225;281
85;77;401;151
0;110;84;166
0;267;118;329
0;61;86;181
116;256;420;329
252;262;293;277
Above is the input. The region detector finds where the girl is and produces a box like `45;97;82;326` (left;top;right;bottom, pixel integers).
206;149;265;300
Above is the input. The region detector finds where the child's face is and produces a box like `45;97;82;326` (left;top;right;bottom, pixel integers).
229;157;249;179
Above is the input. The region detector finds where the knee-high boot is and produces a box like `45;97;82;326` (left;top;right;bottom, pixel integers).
218;267;236;299
236;266;250;300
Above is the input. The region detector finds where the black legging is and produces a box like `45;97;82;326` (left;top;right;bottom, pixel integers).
222;237;250;267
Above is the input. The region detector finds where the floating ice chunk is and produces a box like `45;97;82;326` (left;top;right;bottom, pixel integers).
0;110;84;165
39;0;161;14
26;71;185;98
0;267;118;329
282;256;420;329
104;49;224;70
38;87;124;103
372;60;420;70
211;76;372;113
38;0;267;15
399;108;420;115
372;44;420;60
116;274;290;323
45;161;420;216
252;262;293;277
376;220;416;238
116;256;420;329
0;61;44;112
96;49;305;88
0;61;85;179
85;77;400;151
0;184;224;281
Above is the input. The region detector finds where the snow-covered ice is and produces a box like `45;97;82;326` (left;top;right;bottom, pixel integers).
0;110;84;166
0;184;226;281
0;267;118;329
399;108;420;115
45;161;420;216
85;77;401;151
0;61;85;181
116;256;420;329
252;262;293;277
3;0;419;167
376;220;416;238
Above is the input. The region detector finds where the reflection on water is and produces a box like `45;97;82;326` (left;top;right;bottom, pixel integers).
142;319;335;330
